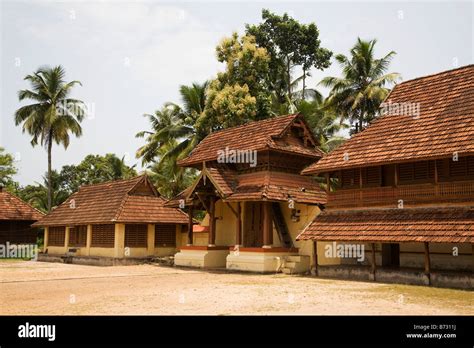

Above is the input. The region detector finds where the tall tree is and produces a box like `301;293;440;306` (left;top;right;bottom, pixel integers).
204;33;271;126
146;140;196;198
59;153;137;194
16;171;69;213
14;65;85;211
320;38;400;133
246;9;332;103
0;147;17;188
136;82;209;165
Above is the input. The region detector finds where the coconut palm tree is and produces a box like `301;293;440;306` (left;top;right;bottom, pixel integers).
14;65;85;212
320;38;400;133
136;81;209;165
297;98;348;153
146;140;197;198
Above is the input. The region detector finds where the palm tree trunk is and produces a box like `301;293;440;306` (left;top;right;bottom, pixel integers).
287;56;292;101
302;69;306;101
47;133;52;212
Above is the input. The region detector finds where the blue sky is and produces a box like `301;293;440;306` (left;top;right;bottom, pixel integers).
0;0;472;185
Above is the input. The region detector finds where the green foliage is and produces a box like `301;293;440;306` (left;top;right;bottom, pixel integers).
146;141;197;199
14;65;85;211
204;33;272;126
246;9;332;104
12;154;136;212
0;147;17;188
296;100;348;153
15;171;69;213
136;81;209;166
320;38;400;133
59;153;137;194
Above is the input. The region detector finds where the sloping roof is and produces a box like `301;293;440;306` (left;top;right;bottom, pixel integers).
297;207;474;243
224;171;327;204
178;114;323;167
166;168;326;206
302;65;474;174
0;190;44;221
33;175;188;226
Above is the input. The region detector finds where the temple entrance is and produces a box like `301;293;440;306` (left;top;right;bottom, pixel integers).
382;243;400;267
243;202;264;247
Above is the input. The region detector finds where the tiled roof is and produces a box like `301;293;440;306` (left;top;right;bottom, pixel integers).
225;171;326;204
302;65;474;174
0;190;44;221
115;195;188;224
297;207;474;243
33;175;188;226
178;114;323;166
166;168;327;206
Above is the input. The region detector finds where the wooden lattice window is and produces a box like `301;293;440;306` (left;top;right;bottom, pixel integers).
362;166;381;186
154;224;176;247
341;169;360;188
125;224;147;248
398;161;435;183
48;226;65;246
69;225;87;247
91;224;115;247
449;156;474;178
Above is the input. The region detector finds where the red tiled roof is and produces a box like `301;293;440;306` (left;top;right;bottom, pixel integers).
178;114;323;167
302;65;474;174
225;171;327;204
166;168;327;206
33;176;188;226
0;190;44;221
297;207;474;243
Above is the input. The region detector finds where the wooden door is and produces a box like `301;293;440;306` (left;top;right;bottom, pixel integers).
244;202;264;247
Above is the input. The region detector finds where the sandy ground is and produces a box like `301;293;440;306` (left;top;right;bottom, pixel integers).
0;261;473;315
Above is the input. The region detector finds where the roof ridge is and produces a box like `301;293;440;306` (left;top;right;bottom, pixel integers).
78;175;145;190
114;176;149;221
201;113;298;137
393;64;473;88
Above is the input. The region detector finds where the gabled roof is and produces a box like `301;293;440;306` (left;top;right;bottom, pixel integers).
297;207;474;243
33;175;188;227
166;167;326;206
178;114;323;167
302;65;474;174
0;190;44;221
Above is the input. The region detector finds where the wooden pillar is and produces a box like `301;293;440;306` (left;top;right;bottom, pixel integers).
43;227;49;252
394;164;398;188
235;202;242;246
208;196;216;246
64;227;70;249
370;243;376;279
262;201;273;248
313;241;318;276
424;242;431;285
187;205;193;246
434;160;439;196
85;225;92;256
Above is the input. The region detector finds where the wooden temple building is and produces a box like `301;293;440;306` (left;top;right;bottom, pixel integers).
0;187;44;245
298;65;474;288
167;114;328;272
33;175;189;263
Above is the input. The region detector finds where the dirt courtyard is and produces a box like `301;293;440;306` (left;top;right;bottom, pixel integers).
1;261;473;315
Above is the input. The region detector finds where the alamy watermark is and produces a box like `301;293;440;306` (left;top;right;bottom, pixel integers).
324;242;365;262
380;101;420;119
55;100;96;120
217;146;257;167
0;242;38;260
